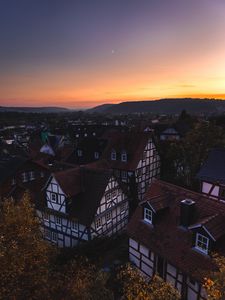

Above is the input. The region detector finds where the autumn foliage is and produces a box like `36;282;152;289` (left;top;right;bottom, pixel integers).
204;254;225;300
117;263;181;300
0;192;55;299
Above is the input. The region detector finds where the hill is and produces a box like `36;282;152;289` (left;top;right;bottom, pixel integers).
0;106;70;113
89;98;225;115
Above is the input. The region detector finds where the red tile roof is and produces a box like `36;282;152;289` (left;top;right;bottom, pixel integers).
127;180;225;281
102;132;153;171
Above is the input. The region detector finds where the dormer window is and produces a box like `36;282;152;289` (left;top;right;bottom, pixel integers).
195;233;209;254
144;207;153;224
121;150;127;162
111;149;116;161
77;149;82;157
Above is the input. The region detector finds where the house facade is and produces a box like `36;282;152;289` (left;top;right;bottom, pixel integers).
36;165;129;247
127;180;225;300
197;148;225;202
102;132;160;201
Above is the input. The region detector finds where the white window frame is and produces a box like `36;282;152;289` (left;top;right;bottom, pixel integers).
105;193;111;203
29;171;35;181
105;211;112;223
95;217;102;229
71;220;78;232
55;216;61;225
112;189;117;198
121;151;127;162
144;207;153;224
22;172;28;182
51;231;58;242
195;233;209;255
111;150;116;161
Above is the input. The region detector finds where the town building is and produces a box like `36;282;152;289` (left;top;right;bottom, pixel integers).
197;148;225;202
36;163;129;247
127;180;225;300
102;132;160;201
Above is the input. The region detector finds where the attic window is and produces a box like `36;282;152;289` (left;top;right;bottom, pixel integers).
51;193;57;203
111;149;116;160
195;233;209;255
121;150;127;162
144;207;153;224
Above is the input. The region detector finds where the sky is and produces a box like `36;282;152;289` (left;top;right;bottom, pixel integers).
1;0;225;108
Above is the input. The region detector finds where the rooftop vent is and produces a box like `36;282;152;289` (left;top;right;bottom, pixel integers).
180;199;195;227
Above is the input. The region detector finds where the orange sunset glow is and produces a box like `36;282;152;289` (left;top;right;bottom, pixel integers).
1;0;225;108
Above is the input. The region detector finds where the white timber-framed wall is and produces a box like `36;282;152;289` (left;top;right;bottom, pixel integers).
201;180;225;202
135;138;160;200
37;175;129;247
129;238;208;300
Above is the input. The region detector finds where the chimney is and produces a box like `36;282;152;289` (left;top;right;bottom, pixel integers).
180;199;195;227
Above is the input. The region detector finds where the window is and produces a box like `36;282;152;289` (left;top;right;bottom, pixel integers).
44;229;51;240
195;233;209;254
121;150;127;162
93;132;96;136
51;193;57;203
112;189;117;198
55;216;61;225
121;171;127;180
29;171;35;181
21;172;28;182
143;151;147;160
111;149;116;161
40;171;45;178
77;149;82;157
71;221;78;232
11;177;16;185
120;203;126;213
95;218;102;229
105;211;112;223
105;193;111;203
52;232;58;242
137;168;142;176
144;207;153;224
94;152;99;159
43;212;49;221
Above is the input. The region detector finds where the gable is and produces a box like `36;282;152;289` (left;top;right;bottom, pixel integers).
96;176;125;214
40;144;55;156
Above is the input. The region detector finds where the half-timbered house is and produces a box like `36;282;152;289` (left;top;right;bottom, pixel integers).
0;155;48;201
36;164;129;247
102;132;160;201
127;180;225;300
197;148;225;202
